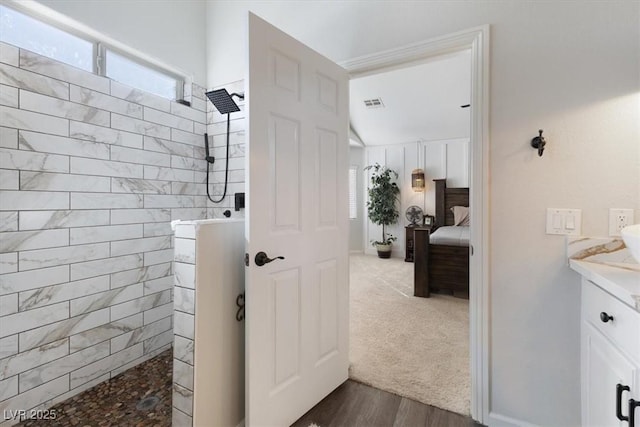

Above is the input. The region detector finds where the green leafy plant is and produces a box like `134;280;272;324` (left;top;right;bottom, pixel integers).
365;163;400;246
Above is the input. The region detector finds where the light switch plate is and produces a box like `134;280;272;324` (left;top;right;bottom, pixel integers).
609;208;634;236
546;208;582;235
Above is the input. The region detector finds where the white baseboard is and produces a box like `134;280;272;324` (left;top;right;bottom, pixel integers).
488;412;539;427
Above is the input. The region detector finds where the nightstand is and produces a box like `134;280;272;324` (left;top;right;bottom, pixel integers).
405;225;432;262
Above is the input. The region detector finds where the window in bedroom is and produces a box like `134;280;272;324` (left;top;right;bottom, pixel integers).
349;166;358;220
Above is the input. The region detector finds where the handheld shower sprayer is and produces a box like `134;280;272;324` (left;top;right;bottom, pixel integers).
204;133;214;164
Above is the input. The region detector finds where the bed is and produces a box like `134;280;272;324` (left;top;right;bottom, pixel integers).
414;179;470;298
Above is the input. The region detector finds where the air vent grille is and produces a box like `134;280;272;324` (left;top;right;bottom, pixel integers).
363;98;384;109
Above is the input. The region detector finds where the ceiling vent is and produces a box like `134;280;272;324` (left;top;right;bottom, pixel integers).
363;98;384;109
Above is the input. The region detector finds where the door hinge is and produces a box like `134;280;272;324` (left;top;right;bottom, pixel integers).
470;245;474;256
244;253;249;266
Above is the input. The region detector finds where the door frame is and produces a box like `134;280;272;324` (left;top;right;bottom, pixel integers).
340;25;490;423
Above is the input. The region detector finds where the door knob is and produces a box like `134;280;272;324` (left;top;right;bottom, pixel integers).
600;312;614;323
254;251;285;267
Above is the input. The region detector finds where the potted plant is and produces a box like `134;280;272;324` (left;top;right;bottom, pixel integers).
365;163;400;259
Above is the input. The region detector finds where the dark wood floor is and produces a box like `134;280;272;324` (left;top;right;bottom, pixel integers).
291;380;483;427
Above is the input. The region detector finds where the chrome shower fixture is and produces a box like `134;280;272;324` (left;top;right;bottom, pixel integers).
205;89;244;114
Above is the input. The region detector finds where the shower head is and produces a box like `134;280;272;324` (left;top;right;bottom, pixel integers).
205;89;243;114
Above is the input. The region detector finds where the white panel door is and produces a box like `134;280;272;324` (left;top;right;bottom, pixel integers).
246;13;349;427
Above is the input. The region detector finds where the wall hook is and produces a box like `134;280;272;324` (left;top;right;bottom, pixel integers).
531;129;546;157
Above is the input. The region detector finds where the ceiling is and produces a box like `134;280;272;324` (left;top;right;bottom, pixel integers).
349;49;471;146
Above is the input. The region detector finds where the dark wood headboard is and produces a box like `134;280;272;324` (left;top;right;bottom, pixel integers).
434;179;469;228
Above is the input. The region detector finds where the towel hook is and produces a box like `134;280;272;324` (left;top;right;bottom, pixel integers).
531;129;546;157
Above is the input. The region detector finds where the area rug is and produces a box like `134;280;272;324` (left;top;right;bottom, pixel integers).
349;254;470;415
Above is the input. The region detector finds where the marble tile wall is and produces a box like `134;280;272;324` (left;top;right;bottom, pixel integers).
0;41;209;424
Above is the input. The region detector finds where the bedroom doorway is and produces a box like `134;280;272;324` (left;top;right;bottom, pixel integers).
342;26;489;424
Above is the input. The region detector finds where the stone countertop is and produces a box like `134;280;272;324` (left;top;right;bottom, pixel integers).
570;259;640;312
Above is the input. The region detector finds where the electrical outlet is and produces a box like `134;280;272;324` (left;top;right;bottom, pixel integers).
609;208;634;236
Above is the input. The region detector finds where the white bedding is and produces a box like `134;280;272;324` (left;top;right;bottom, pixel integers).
429;226;470;247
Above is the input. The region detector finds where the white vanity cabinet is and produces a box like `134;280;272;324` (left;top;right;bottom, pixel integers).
581;278;640;426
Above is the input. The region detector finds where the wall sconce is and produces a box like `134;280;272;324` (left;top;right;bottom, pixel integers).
412;168;426;192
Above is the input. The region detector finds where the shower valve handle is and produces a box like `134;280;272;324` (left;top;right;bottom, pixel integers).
255;251;285;267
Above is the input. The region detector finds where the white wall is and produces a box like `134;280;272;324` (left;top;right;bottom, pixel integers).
36;0;207;84
207;2;640;425
349;147;364;252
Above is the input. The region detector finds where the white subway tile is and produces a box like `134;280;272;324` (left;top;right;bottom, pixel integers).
110;316;171;353
0;302;69;338
0;293;17;316
71;192;143;209
0;253;17;274
174;287;194;315
189;96;207;113
0;42;19;66
143;136;193;157
0;265;69;296
69;343;143;389
110;235;171;256
19;308;109;351
0;375;18;401
171;155;206;171
110;289;171;321
143;165;193;182
70;254;142;281
174;238;195;264
19;276;110;312
20;91;109;127
173;262;195;289
111;177;170;195
70;283;143;317
171;182;205;196
110;263;171;289
0;191;69;211
0;148;69;173
143;329;172;354
70;121;142;149
0;83;18;107
20;49;110;93
0;338;68;380
171;128;201;146
111;145;170;167
0;169;18;190
110;208;170;225
111;113;171;139
0;228;69;252
174;311;194;340
69;313;142;353
172;402;193;426
0;63;68;99
1;105;69;137
144;107;193;132
171;208;207;222
144;194;195;208
110;81;170;112
143;222;172;237
0;126;18;149
173;383;193;416
143;276;173;295
0;373;69;415
144;248;174;266
19;341;109;392
173;358;194;391
20;172;111;192
70;157;143;179
174;224;195;239
0;335;18;359
47;373;109;408
70;224;142;245
170;102;206;124
19;210;110;230
18;130;110;160
173;335;193;365
70;85;142;118
193;121;206;136
0;212;18;232
18;243;110;271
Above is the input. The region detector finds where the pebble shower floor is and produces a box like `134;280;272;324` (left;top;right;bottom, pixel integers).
17;349;173;427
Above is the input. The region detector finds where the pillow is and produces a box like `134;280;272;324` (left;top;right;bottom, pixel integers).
451;206;470;226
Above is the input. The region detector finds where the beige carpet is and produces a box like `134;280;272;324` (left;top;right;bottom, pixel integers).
349;253;470;415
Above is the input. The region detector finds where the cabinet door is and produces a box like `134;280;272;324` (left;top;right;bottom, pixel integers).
582;321;638;426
